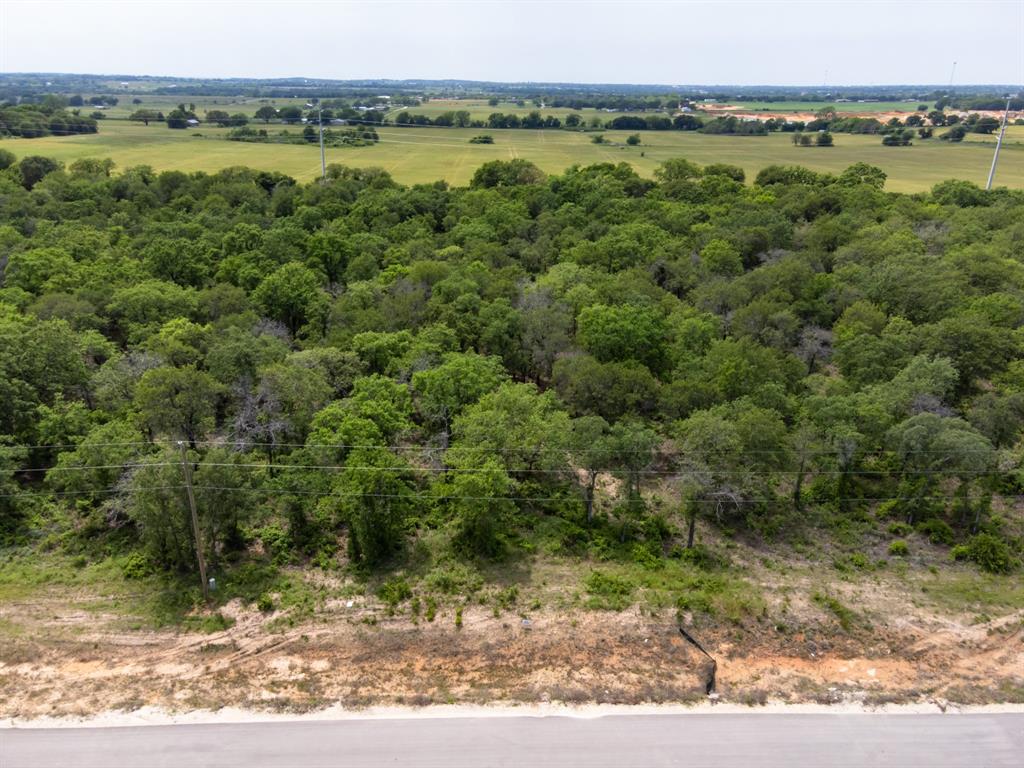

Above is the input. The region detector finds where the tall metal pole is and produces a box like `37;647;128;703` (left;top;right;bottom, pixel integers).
318;102;326;181
179;441;209;603
986;95;1013;190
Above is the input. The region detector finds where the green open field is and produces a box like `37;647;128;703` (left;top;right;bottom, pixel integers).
97;94;311;120
2;119;1022;192
98;95;654;123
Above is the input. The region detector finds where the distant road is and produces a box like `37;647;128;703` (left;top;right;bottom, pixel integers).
5;713;1023;767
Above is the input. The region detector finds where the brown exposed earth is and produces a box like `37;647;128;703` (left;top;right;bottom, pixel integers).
2;575;1022;719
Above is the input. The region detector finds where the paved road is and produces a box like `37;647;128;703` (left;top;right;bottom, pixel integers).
4;713;1023;767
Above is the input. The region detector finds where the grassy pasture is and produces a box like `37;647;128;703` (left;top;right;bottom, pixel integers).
959;125;1024;145
2;119;1021;192
97;94;311;119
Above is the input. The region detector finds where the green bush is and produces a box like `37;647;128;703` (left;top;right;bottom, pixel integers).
954;534;1016;574
875;499;900;519
183;611;235;633
584;571;635;610
424;563;482;596
674;573;764;622
256;523;292;566
121;552;152;579
812;592;856;631
916;518;955;546
677;543;726;570
848;552;871;570
888;539;909;557
493;585;518;611
378;577;413;606
256;593;275;612
887;522;913;536
630;543;662;570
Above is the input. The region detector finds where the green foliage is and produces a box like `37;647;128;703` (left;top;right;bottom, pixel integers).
378;577;413;606
120;552;152;580
916;518;955;546
134;365;220;446
1;149;1023;621
576;304;668;373
812;592;856;630
256;593;275;612
412;352;507;433
336;447;414;568
953;534;1016;574
888;539;909;557
470;159;544;188
253;262;328;337
443;457;515;557
584;571;635;610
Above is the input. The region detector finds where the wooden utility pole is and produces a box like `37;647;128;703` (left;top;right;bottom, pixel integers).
178;441;209;603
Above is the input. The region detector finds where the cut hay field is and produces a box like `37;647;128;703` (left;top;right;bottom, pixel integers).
2;120;1021;192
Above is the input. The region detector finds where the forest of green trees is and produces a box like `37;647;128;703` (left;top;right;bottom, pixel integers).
0;151;1022;591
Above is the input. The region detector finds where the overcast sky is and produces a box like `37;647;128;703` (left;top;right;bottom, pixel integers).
2;0;1022;86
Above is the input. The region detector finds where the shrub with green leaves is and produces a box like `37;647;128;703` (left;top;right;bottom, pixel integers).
952;534;1016;574
378;577;413;606
916;518;955;546
584;571;635;610
888;539;909;556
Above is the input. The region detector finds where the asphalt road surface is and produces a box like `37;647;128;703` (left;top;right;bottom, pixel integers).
4;713;1023;767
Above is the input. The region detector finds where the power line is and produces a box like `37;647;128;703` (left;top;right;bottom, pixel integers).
4;437;1016;457
0;485;182;500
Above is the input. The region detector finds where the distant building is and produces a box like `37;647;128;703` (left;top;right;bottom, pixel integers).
186;118;200;127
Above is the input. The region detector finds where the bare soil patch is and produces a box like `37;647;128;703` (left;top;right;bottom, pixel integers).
2;578;1021;719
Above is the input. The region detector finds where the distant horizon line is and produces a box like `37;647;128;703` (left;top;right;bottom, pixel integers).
1;72;1020;91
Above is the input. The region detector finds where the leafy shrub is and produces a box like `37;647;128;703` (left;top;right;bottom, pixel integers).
953;534;1016;574
424;563;482;596
584;571;635;610
832;551;873;572
183;611;235;633
848;552;871;570
675;573;764;622
535;517;589;556
677;543;726;570
256;593;275;612
888;539;909;556
378;577;413;606
812;592;856;630
887;522;912;536
121;552;152;579
425;596;437;622
256;523;292;566
630;543;662;570
493;585;518;611
916;519;955;546
587;535;615;561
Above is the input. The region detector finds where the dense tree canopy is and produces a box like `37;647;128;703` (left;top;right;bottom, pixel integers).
0;152;1021;582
